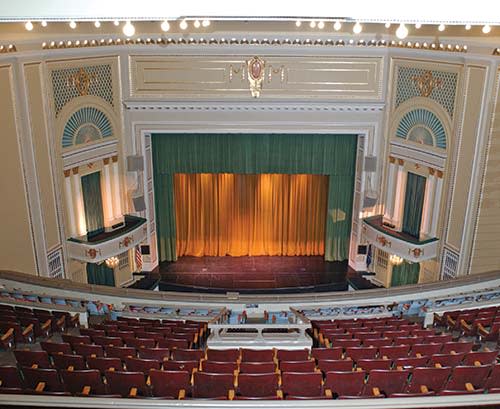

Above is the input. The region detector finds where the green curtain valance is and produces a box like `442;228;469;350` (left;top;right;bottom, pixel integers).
152;133;358;262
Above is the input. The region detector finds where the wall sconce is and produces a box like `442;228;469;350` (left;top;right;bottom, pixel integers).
389;254;403;265
105;256;119;269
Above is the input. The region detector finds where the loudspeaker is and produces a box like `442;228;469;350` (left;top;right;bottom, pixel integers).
132;195;146;212
363;193;378;208
127;155;144;172
364;156;377;172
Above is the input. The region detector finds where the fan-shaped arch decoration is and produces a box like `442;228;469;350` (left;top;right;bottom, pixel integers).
396;108;446;150
62;106;113;148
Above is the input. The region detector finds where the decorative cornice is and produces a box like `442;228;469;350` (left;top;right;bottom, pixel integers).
40;36;468;53
123;101;386;113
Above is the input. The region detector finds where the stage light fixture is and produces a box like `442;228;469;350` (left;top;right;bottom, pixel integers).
353;22;362;34
318;21;325;29
161;20;170;32
123;21;135;37
333;20;342;31
465;24;472;30
25;21;33;31
295;20;301;27
69;20;77;29
309;20;316;28
396;23;408;39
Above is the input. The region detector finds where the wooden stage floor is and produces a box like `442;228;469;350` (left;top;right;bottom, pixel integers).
157;256;375;294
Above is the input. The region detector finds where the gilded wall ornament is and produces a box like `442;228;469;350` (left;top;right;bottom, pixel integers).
412;70;443;97
247;56;265;98
66;67;96;96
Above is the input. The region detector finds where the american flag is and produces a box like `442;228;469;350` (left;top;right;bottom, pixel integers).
135;245;143;272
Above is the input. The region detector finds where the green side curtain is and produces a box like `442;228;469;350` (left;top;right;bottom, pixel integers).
152;133;358;262
391;261;420;286
402;172;426;238
86;262;115;286
81;171;104;236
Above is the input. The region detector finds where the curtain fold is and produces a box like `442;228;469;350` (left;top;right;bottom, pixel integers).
152;133;358;262
81;171;104;237
86;262;115;286
391;261;420;286
402;172;426;238
175;173;327;257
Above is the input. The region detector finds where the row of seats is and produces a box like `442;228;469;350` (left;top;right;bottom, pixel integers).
3;364;500;399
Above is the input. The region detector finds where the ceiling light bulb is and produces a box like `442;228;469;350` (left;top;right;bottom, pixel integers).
160;20;170;32
438;23;445;31
353;22;362;34
94;21;101;28
123;21;135;37
396;23;408;39
309;20;316;28
179;20;188;30
295;20;301;27
385;22;391;28
415;23;421;29
482;24;491;34
194;19;201;28
465;24;471;30
41;20;47;27
202;19;210;27
69;20;77;29
25;21;33;31
333;20;342;31
318;21;325;29
113;20;120;26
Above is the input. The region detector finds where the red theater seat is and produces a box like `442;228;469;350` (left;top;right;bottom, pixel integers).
192;372;235;399
87;357;123;374
172;348;205;361
149;369;191;399
463;350;499;366
239;361;276;373
356;359;392;371
40;341;72;356
318;359;353;373
280;360;316;373
324;370;366;398
73;343;104;358
363;338;392;348
276;349;309;362
157;337;189;350
405;366;452;394
442;365;492;393
441;341;474;354
345;347;377;361
14;349;51;369
93;336;123;347
52;354;86;370
206;348;240;362
241;349;274;362
429;353;466;368
311;347;343;361
411;343;443;357
237;373;280;399
21;367;65;393
0;366;23;393
125;338;156;350
61;334;91;347
60;369;111;396
394;356;430;369
162;360;199;374
364;369;410;397
105;370;150;397
125;357;161;374
138;347;170;362
379;345;410;360
281;372;328;399
104;345;136;360
201;360;238;374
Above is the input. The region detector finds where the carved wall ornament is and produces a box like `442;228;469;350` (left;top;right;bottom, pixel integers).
119;236;134;248
229;63;245;82
247;56;266;98
86;248;101;259
376;235;392;248
66;67;96;96
412;70;443;97
410;248;424;258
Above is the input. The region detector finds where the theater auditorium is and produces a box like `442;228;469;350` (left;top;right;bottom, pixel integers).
0;1;500;408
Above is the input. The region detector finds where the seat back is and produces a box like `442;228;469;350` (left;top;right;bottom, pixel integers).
311;347;342;361
446;365;492;390
379;345;410;360
60;369;107;395
172;348;204;361
276;349;309;361
149;369;190;398
239;361;276;373
52;354;86;370
463;350;499;366
73;343;104;358
105;345;136;360
206;348;240;362
21;367;64;392
87;357;122;374
325;370;366;397
407;367;452;393
138;347;170;362
357;359;392;371
238;373;279;398
318;359;353;373
394;356;430;369
281;372;323;398
441;341;473;354
105;370;149;397
162;360;198;374
125;357;161;374
61;334;91;346
14;350;51;369
430;353;466;368
241;349;274;362
365;369;410;396
345;347;377;361
0;366;22;388
40;341;72;356
201;360;238;373
412;343;442;356
125;338;156;350
364;338;392;348
280;360;316;373
93;336;123;347
192;372;234;398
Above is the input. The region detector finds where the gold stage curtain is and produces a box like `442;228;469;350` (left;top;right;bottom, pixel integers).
174;173;328;257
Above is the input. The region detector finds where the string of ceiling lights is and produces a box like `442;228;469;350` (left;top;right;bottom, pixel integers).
21;19;494;39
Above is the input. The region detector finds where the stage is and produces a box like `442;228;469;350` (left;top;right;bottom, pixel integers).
157;256;378;294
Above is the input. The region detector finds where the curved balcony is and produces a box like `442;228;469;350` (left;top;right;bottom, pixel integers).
362;215;439;263
66;215;147;263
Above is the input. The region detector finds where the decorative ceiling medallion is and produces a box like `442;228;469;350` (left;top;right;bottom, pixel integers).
66;67;96;96
247;56;265;98
412;70;443;97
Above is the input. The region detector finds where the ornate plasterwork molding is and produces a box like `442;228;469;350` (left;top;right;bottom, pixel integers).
123;101;386;113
